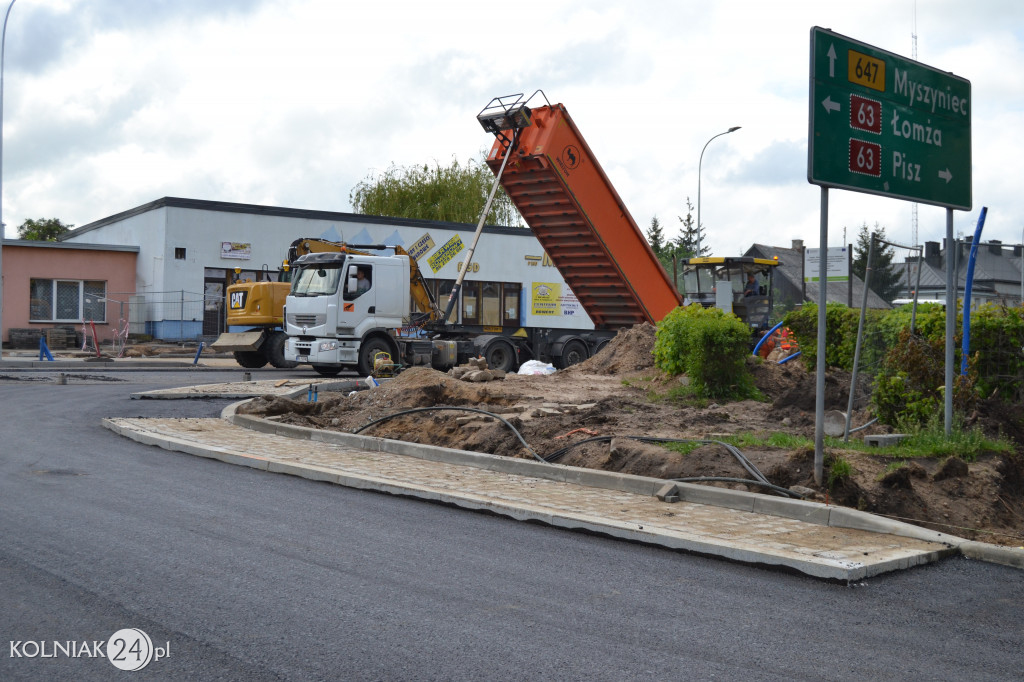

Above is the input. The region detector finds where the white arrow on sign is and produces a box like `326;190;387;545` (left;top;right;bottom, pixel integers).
827;44;837;78
822;96;841;114
938;168;953;183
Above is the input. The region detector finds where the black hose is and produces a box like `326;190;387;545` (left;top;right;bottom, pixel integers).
671;477;805;498
352;406;796;497
351;406;545;463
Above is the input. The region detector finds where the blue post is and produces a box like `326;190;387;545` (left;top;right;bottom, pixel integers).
961;207;988;375
192;341;204;365
39;336;54;361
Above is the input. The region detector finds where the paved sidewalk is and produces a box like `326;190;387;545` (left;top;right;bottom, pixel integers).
130;377;353;399
103;405;971;582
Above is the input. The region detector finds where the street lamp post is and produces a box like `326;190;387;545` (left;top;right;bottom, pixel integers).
696;126;740;256
0;0;16;361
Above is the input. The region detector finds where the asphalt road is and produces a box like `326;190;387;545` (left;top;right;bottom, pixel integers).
1;368;1022;680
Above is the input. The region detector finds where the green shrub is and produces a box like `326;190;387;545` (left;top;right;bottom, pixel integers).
965;303;1024;400
871;328;977;427
654;304;757;400
783;302;883;370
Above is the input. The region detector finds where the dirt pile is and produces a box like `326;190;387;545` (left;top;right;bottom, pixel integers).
239;326;1024;546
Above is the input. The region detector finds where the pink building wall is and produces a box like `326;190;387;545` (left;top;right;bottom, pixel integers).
1;242;137;344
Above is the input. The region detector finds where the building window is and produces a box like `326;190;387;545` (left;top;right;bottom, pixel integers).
422;279;521;327
174;247;186;260
503;283;521;325
29;279;106;323
462;280;480;325
481;282;501;326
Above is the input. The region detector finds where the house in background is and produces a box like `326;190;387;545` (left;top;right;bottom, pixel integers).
892;239;1024;307
0;239;138;348
744;240;891;311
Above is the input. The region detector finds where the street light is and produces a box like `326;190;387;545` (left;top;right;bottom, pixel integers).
0;0;16;362
696;126;740;256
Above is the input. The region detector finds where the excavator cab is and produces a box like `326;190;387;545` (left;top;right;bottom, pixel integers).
680;257;779;331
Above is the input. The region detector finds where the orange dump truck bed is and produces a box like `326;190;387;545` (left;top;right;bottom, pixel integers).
486;103;681;328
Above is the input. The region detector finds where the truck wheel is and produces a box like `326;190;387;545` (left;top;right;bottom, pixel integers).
234;350;267;368
266;331;298;369
358;337;394;377
484;340;517;373
313;365;342;377
556;339;588;369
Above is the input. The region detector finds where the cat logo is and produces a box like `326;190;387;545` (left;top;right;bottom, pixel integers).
343;303;355;312
229;291;247;310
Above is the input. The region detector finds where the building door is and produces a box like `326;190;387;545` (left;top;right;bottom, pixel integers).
203;268;229;337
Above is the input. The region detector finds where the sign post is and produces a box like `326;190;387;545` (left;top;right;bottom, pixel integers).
807;27;972;476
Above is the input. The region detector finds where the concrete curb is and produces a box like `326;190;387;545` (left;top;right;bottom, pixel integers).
222;401;978;545
102;413;955;582
102;390;1023;575
223;398;1024;571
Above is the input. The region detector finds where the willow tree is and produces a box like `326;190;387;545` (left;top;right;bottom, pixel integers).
349;156;523;226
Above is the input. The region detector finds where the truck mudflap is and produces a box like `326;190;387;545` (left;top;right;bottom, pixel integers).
210;331;266;352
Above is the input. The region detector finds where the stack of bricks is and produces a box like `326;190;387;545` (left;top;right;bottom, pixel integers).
448;357;506;383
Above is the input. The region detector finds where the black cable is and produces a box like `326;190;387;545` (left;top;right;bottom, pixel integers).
352;406;797;497
351;406;544;463
671;477;805;498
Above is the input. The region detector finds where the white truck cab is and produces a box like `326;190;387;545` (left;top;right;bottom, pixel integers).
284;252;410;376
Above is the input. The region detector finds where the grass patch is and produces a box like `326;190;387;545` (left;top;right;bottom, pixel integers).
876;460;909;481
657;441;705;456
891;418;1011;462
826;455;853;488
674;415;1011;462
715;432;814;449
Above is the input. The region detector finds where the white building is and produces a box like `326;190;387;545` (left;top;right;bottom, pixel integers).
63;197;594;341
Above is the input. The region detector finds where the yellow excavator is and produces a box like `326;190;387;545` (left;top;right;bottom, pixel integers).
679;256;780;333
211;237;439;368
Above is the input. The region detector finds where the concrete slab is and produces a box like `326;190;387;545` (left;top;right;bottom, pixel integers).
102;415;960;582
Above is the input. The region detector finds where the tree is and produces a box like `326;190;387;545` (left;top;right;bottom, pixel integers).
675;197;709;259
349;155;522;226
645;216;666;257
17;217;73;241
852;222;901;303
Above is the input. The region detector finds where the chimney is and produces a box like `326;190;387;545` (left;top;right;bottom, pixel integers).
989;239;1003;256
792;239;804;250
925;241;940;267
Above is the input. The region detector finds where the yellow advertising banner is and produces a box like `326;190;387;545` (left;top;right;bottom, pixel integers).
531;282;560;316
427;235;464;273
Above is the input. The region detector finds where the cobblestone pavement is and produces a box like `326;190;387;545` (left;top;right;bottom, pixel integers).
104;416;955;581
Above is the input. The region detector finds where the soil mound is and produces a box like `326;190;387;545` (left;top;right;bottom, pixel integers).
572;323;656;374
240;325;1024;546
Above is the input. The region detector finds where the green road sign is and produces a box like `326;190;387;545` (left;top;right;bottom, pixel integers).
808;27;971;210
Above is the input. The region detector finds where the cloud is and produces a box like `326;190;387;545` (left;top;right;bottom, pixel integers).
728;139;807;188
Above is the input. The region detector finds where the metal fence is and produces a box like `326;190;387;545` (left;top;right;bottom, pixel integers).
107;290;225;342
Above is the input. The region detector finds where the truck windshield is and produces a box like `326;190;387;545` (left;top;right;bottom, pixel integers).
291;265;342;296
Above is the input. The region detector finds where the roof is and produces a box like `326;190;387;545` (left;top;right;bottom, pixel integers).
63;196;530;240
745;243;891;309
1;238;139;253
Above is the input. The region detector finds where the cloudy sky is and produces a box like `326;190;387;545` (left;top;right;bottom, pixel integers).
2;0;1022;259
